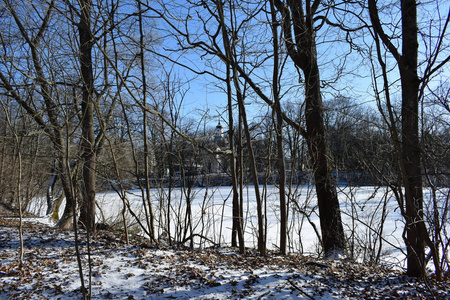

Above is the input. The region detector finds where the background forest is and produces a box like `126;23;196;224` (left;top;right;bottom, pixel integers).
1;0;449;288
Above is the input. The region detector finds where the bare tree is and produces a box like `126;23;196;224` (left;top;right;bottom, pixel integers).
0;98;25;267
75;0;97;232
137;0;156;242
225;51;246;254
273;0;346;257
269;0;288;255
368;0;450;278
0;0;80;229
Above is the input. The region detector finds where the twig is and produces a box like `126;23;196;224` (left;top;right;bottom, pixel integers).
256;290;271;299
305;260;330;269
287;278;315;300
181;233;220;247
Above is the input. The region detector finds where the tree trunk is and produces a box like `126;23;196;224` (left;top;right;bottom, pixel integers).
369;0;431;277
56;160;77;230
138;0;156;242
274;0;346;257
239;97;266;256
216;0;245;254
78;0;96;232
270;0;287;255
400;0;425;277
228;80;245;254
304;66;345;257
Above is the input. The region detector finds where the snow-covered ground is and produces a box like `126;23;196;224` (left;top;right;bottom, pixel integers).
1;185;449;299
1;223;449;299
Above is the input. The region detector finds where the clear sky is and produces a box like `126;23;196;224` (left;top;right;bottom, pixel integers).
146;0;449;130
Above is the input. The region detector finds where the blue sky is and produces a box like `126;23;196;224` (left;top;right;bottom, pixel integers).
144;0;449;130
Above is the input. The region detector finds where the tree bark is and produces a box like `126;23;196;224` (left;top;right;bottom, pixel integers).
137;0;156;243
228;73;245;254
216;0;246;254
368;0;430;277
400;0;425;278
78;0;96;232
304;65;345;256
56;162;77;230
270;0;287;255
274;0;345;257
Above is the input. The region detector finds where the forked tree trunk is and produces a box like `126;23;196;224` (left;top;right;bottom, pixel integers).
217;0;245;254
228;80;245;254
138;0;156;243
368;0;435;278
274;0;346;257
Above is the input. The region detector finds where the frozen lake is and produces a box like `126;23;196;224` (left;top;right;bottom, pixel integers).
30;184;449;270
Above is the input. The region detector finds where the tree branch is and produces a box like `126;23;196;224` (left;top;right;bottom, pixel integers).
368;0;402;63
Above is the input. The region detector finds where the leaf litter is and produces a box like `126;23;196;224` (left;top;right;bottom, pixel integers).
1;216;449;299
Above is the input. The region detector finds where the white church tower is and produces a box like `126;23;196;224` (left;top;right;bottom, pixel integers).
214;121;224;146
211;121;227;173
